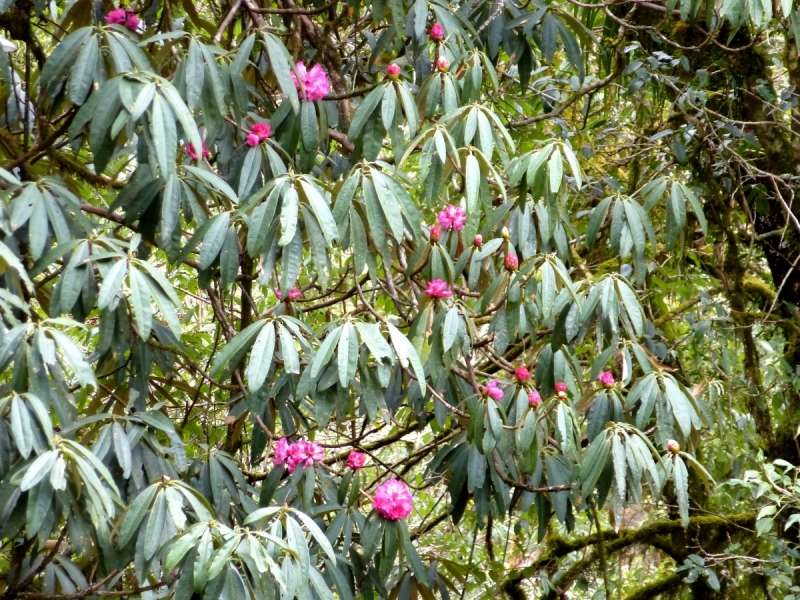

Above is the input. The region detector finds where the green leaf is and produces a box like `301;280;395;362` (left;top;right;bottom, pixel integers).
263;33;300;113
150;94;178;176
673;456;690;527
199;212;231;270
68;36;99;105
129;267;153;340
239;146;262;200
349;85;384;141
310;326;343;379
119;484;159;547
20;450;58;491
98;260;127;310
279;186;299;246
209;320;267;379
246;321;276;393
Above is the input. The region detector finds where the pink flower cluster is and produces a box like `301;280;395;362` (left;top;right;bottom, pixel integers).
186;142;210;161
598;371;615;388
425;279;452;298
515;366;530;383
484;379;503;401
276;286;302;300
273;438;324;473
430;23;444;41
437;205;466;230
528;390;541;406
106;8;140;31
373;479;413;520
347;451;366;469
291;62;330;102
246;122;271;147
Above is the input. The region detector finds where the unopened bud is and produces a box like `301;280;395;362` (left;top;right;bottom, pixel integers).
501;226;510;240
667;440;680;454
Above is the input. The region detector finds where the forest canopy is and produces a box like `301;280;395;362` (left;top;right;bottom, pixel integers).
0;0;799;597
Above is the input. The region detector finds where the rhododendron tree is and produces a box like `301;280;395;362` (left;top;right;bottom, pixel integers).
2;0;800;597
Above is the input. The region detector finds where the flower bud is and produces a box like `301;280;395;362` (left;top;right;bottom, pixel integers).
667;440;680;454
430;23;444;41
430;225;441;243
505;254;518;272
473;234;483;247
528;390;541;407
435;57;449;72
501;226;510;240
387;63;401;80
555;381;567;399
515;366;530;383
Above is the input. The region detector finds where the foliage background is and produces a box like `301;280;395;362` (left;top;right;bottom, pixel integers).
1;0;800;597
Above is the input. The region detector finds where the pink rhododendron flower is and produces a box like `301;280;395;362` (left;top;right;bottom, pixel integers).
505;254;519;271
124;12;140;31
528;390;541;406
484;379;504;401
273;438;290;466
425;279;452;298
373;479;413;520
436;57;449;72
437;204;466;230
430;23;444;41
276;286;302;300
598;370;615;388
247;122;271;147
347;451;366;469
106;9;139;31
667;440;680;454
473;234;483;247
286;439;324;472
430;225;441;243
186;142;210;161
386;64;401;79
291;62;330;101
515;366;530;383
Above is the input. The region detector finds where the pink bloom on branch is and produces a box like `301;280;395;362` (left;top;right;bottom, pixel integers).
528;390;541;407
430;23;444;41
247;122;271;147
505;254;519;271
105;8;126;24
124;12;140;31
425;279;452;298
273;438;290;466
598;370;615;388
186;142;210;161
429;225;441;243
291;62;330;101
287;439;324;472
437;204;466;230
515;366;530;383
386;63;401;79
485;379;504;402
435;57;449;72
246;132;260;147
276;286;302;300
373;479;413;520
347;451;366;469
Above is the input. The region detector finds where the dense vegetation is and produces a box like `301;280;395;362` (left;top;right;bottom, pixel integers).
1;0;800;597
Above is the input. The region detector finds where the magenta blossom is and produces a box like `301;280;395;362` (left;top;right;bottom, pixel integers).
430;23;444;41
273;438;291;467
373;479;413;520
425;279;452;298
287;439;324;473
276;286;302;300
598;370;615;388
515;366;530;383
186;142;210;161
347;451;366;469
484;379;504;402
473;234;483;247
247;122;271;146
386;64;401;79
437;204;466;230
505;254;519;271
528;390;541;407
429;225;441;243
291;62;330;101
436;57;449;72
106;8;139;31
